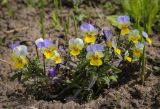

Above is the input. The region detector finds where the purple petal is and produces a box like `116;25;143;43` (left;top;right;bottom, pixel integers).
142;31;148;38
37;42;45;49
9;42;19;50
87;44;104;52
118;16;130;23
80;23;97;33
48;64;60;77
103;27;111;41
44;39;52;48
48;68;57;77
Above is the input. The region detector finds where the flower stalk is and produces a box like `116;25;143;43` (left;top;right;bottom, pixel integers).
141;42;146;84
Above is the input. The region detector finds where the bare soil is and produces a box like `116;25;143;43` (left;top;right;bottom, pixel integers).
0;1;160;109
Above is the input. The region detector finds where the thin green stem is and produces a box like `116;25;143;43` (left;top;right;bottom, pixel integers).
43;55;46;75
34;44;40;62
72;12;78;37
141;43;146;84
39;0;46;38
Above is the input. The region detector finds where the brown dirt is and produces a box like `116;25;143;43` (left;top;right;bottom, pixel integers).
0;1;160;109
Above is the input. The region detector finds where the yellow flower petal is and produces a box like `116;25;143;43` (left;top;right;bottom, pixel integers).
90;58;102;66
54;56;62;64
128;35;140;44
114;48;121;55
86;51;104;66
133;48;142;58
84;32;96;43
126;56;132;62
70;48;80;56
121;27;130;35
106;41;112;48
146;38;152;44
43;48;55;59
11;55;27;68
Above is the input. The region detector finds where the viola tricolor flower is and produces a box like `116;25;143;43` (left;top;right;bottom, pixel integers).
10;54;28;68
10;44;28;68
128;29;141;44
48;64;60;77
142;31;152;44
124;50;132;62
48;68;57;77
118;16;130;35
103;27;112;48
35;38;57;59
86;44;104;66
81;23;98;43
13;45;28;56
69;38;84;56
112;38;121;55
133;43;144;58
52;51;62;64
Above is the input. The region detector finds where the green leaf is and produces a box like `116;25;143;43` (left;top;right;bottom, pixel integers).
109;75;117;82
111;66;122;74
106;15;119;27
121;0;158;32
11;70;23;81
102;76;110;85
146;0;158;33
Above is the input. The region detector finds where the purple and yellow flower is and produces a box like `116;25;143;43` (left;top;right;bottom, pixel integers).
81;23;98;43
118;16;130;35
69;38;84;56
86;44;104;66
128;29;141;44
10;44;28;68
35;38;57;59
103;27;112;48
52;51;62;64
142;31;152;44
10;54;28;68
133;43;144;58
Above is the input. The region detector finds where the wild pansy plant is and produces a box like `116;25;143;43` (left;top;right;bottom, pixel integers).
128;29;141;44
107;15;153;84
9;15;152;102
117;16;130;35
112;39;122;56
124;50;132;62
35;38;57;59
10;44;28;68
133;43;144;58
86;44;104;66
142;31;152;45
81;23;98;43
69;38;84;56
103;27;112;48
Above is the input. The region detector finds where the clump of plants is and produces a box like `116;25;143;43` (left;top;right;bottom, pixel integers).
9;15;152;103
